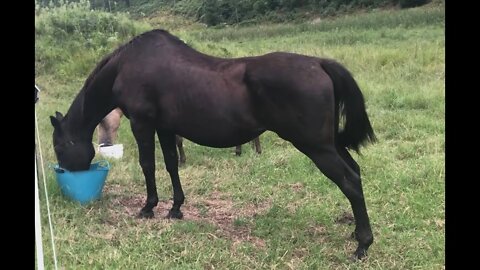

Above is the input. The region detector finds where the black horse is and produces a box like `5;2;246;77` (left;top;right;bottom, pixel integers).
50;29;376;259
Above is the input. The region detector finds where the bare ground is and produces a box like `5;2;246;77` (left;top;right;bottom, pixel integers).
103;185;271;248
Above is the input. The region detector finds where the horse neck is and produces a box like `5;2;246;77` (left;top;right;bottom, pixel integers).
64;63;117;140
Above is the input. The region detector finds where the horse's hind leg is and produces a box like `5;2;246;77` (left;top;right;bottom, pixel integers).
130;121;158;218
159;131;185;219
176;135;186;165
235;145;242;156
97;120;112;146
236;137;261;156
336;146;364;240
297;144;373;259
337;146;360;177
253;137;262;154
98;108;123;146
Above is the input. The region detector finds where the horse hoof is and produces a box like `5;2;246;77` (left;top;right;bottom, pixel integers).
138;210;154;219
352;248;367;261
166;209;183;219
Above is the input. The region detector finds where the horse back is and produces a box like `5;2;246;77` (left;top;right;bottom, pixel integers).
243;52;335;129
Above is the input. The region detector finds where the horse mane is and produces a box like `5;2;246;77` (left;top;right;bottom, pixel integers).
82;29;188;90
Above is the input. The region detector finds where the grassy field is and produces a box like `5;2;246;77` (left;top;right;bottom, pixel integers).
35;4;444;269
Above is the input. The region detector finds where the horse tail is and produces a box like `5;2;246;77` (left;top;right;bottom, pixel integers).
320;59;376;153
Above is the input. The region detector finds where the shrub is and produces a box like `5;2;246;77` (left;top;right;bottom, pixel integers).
35;0;150;79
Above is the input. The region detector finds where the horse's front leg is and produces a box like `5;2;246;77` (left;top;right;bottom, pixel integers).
131;121;158;218
159;131;185;219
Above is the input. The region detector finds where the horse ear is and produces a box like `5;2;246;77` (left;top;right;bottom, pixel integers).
55;111;64;121
50;115;61;129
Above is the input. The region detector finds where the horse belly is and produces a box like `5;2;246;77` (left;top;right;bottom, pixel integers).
168;112;263;148
182;129;262;148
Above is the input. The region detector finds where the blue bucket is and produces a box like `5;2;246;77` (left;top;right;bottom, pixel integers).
53;160;110;205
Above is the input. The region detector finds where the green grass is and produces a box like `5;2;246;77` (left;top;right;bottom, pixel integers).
35;4;444;269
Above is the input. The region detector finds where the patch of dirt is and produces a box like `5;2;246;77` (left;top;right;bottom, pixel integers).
335;211;355;225
103;186;271;248
281;182;306;213
307;224;327;237
184;191;270;248
289;182;305;192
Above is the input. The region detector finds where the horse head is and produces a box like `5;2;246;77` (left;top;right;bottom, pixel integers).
50;111;95;171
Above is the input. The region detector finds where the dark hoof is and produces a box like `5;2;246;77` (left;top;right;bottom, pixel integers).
352;248;368;261
138;209;154;219
166;209;183;219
